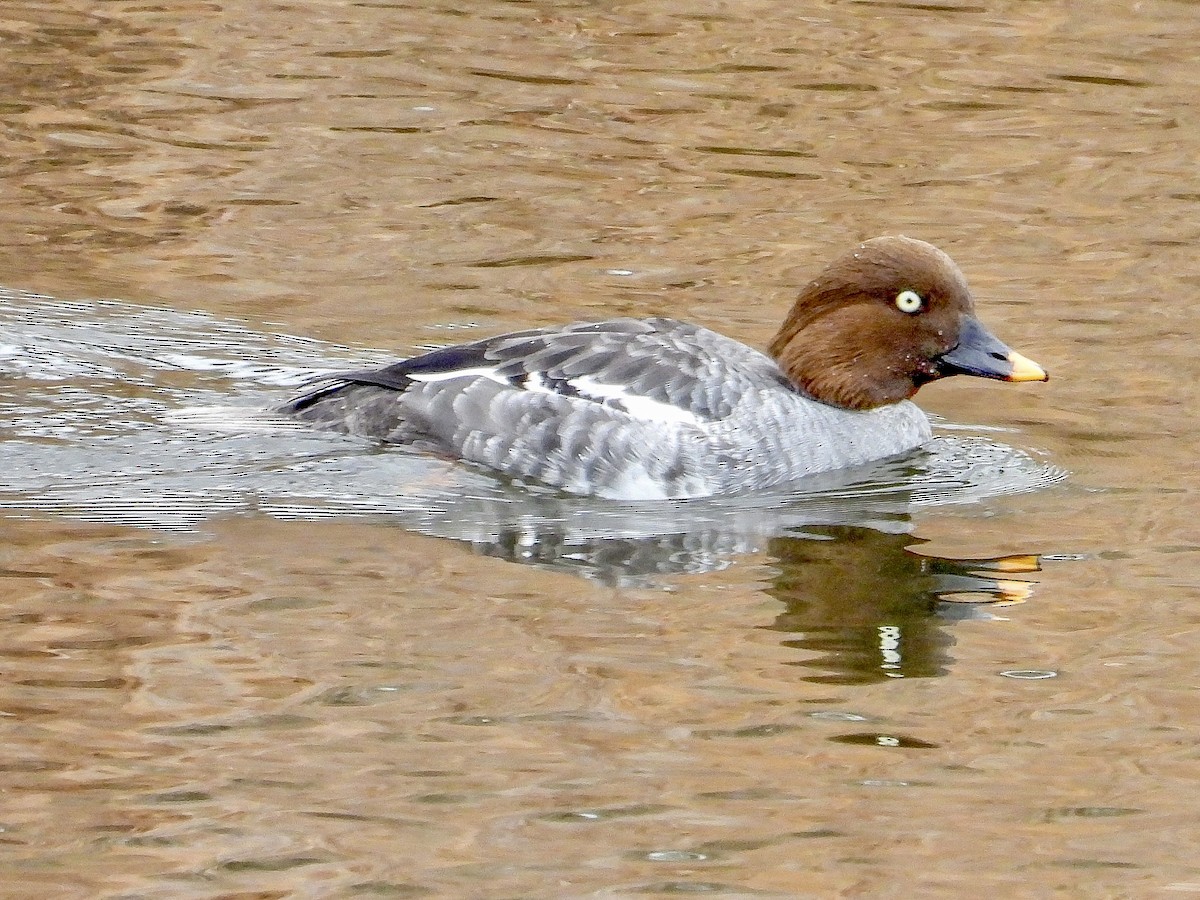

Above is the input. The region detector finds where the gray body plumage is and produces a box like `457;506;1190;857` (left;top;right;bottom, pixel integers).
282;317;932;499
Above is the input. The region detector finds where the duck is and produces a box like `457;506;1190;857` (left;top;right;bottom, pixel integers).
281;236;1047;500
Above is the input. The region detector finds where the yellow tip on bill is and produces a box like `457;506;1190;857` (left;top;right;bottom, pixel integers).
1006;350;1048;383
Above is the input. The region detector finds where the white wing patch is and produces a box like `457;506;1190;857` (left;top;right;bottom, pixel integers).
407;366;510;386
409;366;705;428
556;374;704;427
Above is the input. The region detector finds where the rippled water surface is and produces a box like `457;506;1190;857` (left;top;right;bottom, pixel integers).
2;1;1199;896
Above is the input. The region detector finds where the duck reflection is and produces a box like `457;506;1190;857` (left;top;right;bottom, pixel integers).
762;526;1038;683
467;516;1039;682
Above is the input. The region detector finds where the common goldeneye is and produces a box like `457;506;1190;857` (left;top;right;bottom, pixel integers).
282;236;1047;499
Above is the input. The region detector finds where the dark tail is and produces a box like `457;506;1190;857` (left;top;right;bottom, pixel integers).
280;361;420;413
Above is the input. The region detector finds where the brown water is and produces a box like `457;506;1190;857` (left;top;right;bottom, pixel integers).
2;0;1199;896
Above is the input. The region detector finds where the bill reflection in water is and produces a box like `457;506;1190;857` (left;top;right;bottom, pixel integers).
763;526;1039;684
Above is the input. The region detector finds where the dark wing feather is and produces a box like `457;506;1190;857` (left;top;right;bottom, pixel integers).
284;340;506;412
283;317;779;422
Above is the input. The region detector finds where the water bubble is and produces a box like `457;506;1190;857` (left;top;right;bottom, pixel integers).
646;850;707;862
1000;669;1058;680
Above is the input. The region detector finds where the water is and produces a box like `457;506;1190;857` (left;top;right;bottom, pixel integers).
2;0;1199;896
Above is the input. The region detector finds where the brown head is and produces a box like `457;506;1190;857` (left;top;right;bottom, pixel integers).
768;236;1046;410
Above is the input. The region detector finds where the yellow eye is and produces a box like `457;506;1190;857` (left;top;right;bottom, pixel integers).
895;289;924;314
